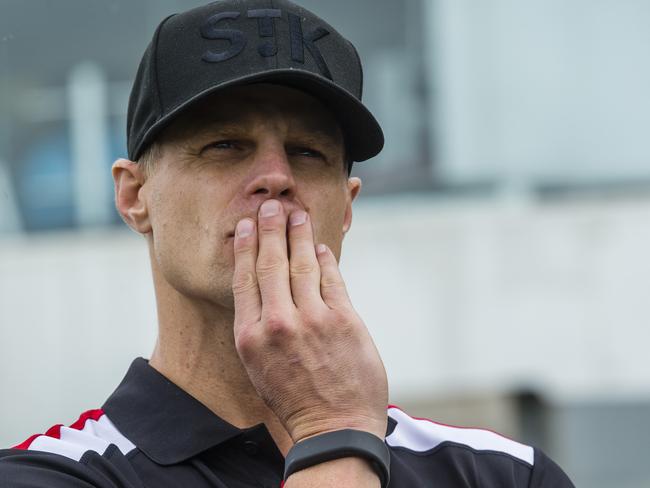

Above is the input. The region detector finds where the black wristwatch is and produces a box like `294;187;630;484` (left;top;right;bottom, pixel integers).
283;429;390;487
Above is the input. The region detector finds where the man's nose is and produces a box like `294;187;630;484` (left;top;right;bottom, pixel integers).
244;145;297;201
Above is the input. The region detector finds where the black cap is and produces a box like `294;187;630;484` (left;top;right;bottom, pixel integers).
127;0;384;163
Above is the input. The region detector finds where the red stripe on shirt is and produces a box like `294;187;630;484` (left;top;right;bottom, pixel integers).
11;408;104;450
69;409;105;430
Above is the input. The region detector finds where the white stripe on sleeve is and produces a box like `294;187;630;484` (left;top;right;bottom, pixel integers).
386;406;534;466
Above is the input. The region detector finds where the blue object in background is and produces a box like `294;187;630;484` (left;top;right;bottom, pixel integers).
16;123;128;231
16;129;75;232
108;119;128;225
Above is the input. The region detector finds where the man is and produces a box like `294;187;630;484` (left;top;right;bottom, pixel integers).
0;1;574;487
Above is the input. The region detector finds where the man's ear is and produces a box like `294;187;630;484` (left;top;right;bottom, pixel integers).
342;176;362;235
112;158;152;234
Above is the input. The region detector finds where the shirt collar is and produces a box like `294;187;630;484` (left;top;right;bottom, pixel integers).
102;357;248;465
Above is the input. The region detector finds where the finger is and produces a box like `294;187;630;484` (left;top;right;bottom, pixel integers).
232;218;262;333
256;199;294;313
287;210;322;309
315;244;351;309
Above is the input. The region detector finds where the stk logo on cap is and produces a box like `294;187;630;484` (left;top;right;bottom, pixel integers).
127;0;384;164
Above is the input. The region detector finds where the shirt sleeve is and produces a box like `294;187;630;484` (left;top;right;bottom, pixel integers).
529;448;575;488
0;445;144;488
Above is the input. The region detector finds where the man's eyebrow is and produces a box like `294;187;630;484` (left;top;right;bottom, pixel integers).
188;116;343;145
292;122;343;145
286;133;341;151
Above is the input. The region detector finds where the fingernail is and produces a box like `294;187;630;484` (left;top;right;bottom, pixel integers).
290;210;307;226
316;244;328;255
237;219;254;237
260;200;280;217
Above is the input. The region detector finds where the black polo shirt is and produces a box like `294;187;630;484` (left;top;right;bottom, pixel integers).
0;358;574;487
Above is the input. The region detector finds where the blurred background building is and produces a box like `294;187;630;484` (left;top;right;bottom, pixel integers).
1;1;650;486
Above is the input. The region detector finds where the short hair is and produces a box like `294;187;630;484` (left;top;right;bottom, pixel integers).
137;141;162;179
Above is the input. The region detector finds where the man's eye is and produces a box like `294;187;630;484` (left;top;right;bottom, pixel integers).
209;140;237;150
293;147;324;159
199;140;246;159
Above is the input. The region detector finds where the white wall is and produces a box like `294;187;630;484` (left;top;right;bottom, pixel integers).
426;0;650;184
0;231;157;446
345;194;650;400
2;194;650;446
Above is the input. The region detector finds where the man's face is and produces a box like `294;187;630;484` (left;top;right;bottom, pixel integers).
141;84;360;309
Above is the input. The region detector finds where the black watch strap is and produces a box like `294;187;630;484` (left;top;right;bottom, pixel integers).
283;429;390;487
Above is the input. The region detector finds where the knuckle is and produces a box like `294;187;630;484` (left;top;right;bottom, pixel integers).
290;261;318;278
256;257;287;277
232;271;257;294
258;221;283;235
302;310;326;329
320;275;344;289
264;313;293;336
331;309;354;326
233;242;254;256
234;326;258;357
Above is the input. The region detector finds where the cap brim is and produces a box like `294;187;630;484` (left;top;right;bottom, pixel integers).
133;69;384;163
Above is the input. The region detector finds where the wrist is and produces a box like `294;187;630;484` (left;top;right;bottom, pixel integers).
284;429;390;488
284;457;381;487
288;416;387;444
